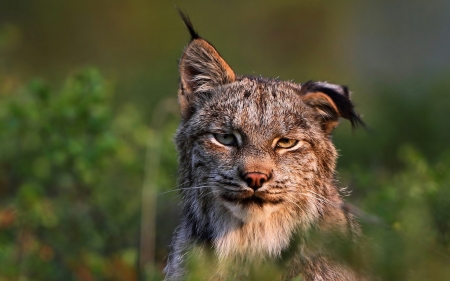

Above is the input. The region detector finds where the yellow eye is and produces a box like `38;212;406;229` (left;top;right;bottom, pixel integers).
213;133;236;146
276;138;298;149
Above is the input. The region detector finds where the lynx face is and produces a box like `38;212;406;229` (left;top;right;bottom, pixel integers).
181;78;336;224
165;12;364;281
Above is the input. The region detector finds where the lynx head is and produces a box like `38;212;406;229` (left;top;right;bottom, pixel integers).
174;12;364;260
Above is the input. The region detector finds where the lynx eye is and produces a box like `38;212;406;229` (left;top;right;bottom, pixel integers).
276;138;298;149
213;133;237;146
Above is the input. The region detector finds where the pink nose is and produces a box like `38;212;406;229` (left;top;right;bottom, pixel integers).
243;172;269;190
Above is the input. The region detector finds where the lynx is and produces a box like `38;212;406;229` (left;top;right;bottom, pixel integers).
164;11;366;281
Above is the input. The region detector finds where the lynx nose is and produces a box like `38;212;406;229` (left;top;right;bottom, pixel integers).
243;172;269;190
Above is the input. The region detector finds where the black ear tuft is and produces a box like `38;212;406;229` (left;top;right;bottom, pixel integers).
176;8;200;40
300;81;366;130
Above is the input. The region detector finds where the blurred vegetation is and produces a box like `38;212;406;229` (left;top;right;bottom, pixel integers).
1;0;450;280
0;69;146;280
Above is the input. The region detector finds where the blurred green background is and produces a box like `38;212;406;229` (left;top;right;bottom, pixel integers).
1;0;449;280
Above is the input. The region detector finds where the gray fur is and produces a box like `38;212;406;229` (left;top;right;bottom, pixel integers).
164;19;365;281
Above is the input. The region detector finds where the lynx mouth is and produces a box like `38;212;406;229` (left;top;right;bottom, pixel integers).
220;190;284;206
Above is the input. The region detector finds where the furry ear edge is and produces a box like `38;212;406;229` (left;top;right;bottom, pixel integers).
177;11;236;120
300;81;365;134
179;39;235;94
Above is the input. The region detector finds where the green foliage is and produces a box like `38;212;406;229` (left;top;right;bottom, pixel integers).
352;146;450;281
0;69;149;281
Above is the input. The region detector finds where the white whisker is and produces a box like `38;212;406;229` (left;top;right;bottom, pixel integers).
306;190;338;207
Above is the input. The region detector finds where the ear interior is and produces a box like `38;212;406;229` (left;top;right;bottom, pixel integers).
178;38;235;119
302;92;341;134
300;81;365;134
180;39;235;93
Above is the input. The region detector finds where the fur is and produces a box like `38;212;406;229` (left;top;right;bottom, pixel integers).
164;12;365;281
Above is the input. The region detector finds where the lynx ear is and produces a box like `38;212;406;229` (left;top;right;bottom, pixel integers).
179;39;235;93
300;81;365;134
177;11;235;119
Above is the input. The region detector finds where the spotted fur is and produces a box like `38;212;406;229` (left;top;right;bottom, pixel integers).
164;12;365;281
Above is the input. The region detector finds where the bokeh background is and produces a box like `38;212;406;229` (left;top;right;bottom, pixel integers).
1;0;450;280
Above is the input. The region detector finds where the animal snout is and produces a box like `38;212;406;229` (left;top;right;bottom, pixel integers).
242;172;269;190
